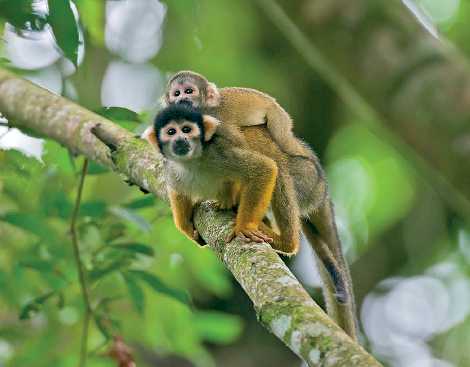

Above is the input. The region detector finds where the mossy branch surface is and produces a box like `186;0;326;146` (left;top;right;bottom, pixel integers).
0;67;381;366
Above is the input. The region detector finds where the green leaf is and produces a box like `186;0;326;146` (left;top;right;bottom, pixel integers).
56;291;65;309
78;201;107;219
94;313;111;340
41;192;74;219
95;296;123;310
0;0;46;33
19;260;54;272
128;270;187;305
192;312;243;344
3;213;57;245
87;161;109;175
94;107;141;122
122;272;145;315
104;223;126;242
88;258;130;283
110;243;154;257
14;127;45;139
19;291;61;320
47;0;80;67
19;303;40;320
123;196;157;210
94;107;142;132
107;206;152;234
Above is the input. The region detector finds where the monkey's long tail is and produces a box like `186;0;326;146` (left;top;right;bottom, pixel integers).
301;197;359;342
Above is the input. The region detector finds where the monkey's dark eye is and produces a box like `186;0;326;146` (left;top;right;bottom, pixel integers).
167;128;176;135
174;91;180;97
185;88;193;94
182;126;192;133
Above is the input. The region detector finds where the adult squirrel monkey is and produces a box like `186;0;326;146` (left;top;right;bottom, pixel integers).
161;71;308;158
160;71;358;341
142;103;277;245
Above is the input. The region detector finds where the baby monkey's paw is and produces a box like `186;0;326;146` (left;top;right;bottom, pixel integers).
226;221;273;244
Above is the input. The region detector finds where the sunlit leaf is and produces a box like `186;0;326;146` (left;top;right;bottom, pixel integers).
128;270;187;305
192;312;243;344
76;0;105;45
41;140;75;177
47;0;80;67
107;206;152;234
122;272;145;315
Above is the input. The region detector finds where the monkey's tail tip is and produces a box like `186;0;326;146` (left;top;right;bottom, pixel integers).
334;291;349;305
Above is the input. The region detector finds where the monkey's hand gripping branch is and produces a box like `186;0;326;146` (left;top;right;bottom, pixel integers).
0;67;381;367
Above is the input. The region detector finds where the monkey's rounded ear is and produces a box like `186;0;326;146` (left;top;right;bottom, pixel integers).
205;83;220;107
203;115;220;141
141;126;160;151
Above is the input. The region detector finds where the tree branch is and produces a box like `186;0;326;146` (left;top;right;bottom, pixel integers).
0;67;381;366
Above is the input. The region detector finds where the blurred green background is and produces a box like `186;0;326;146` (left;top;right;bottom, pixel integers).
0;0;469;366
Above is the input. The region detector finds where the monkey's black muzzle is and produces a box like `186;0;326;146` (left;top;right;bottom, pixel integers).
172;138;191;156
177;99;193;107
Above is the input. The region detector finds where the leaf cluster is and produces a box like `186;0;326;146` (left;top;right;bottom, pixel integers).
0;140;241;366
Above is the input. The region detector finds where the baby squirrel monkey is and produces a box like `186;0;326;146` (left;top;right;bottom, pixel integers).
162;71;358;341
161;70;309;158
142;104;278;245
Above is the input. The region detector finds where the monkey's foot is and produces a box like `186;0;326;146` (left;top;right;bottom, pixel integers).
226;221;273;244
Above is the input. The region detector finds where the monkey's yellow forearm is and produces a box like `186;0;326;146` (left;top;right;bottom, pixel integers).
169;188;198;243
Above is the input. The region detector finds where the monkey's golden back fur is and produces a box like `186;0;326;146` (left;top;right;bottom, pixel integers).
241;125;327;215
212;87;291;129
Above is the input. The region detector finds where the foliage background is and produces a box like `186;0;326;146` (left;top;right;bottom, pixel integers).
0;0;469;366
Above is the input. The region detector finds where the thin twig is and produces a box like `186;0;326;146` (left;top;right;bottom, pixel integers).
71;159;92;367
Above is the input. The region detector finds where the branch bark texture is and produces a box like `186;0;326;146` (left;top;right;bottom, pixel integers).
0;68;381;366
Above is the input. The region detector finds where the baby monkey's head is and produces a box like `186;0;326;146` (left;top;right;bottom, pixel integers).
142;104;219;162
